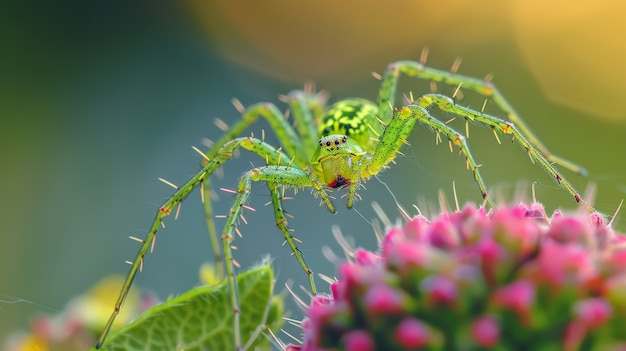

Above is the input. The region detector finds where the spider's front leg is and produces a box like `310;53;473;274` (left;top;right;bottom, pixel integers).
200;92;327;281
417;94;596;213
95;136;315;349
361;103;495;208
199;102;307;285
376;60;588;176
221;164;334;349
207;90;328;169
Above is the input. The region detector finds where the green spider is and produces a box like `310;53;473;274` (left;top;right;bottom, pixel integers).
95;58;596;349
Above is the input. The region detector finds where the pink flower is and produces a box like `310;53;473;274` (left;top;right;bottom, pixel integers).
471;315;499;347
491;205;541;257
342;330;374;351
420;275;458;305
548;216;591;246
574;298;611;328
394;317;430;348
532;240;598;289
364;284;407;314
427;218;461;249
492;280;535;326
354;248;381;266
289;203;626;350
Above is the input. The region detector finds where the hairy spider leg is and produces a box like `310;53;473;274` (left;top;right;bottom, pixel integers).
222;165;333;349
418;94;595;212
201;178;223;280
376;60;587;176
95;135;330;349
196;93;329;349
283;90;328;155
196;96;326;284
356;102;495;209
200;95;327;272
207;95;327;170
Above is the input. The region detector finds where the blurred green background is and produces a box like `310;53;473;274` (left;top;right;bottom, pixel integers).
3;0;626;348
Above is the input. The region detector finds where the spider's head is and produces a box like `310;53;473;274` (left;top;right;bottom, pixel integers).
312;134;366;189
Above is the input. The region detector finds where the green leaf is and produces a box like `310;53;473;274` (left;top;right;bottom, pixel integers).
95;264;282;351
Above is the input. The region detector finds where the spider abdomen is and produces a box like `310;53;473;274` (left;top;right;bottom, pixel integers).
319;99;379;153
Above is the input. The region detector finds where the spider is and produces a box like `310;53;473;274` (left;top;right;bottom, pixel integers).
95;56;596;349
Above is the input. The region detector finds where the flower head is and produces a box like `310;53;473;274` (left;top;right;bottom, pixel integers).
290;203;626;350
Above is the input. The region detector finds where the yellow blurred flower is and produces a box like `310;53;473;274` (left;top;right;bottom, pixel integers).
68;275;140;331
185;0;626;120
511;0;626;120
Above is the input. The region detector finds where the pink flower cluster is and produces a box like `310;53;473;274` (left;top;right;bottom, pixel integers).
288;204;626;350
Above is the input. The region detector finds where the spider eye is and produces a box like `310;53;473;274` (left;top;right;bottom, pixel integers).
342;136;347;143
326;141;331;146
334;140;340;145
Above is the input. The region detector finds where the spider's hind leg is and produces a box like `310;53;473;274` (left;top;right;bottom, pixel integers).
417;93;596;213
376;60;588;176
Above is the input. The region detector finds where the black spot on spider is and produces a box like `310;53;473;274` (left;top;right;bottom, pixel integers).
342;122;361;136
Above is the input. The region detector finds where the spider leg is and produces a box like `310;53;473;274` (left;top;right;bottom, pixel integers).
376;60;587;175
202;178;223;280
362;103;495;208
201;96;325;280
96;136;315;349
281;89;329;156
223;165;334;349
208;96;325;169
418;94;596;213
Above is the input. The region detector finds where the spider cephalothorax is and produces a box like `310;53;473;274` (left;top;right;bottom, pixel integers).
313;133;364;190
96;58;598;349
